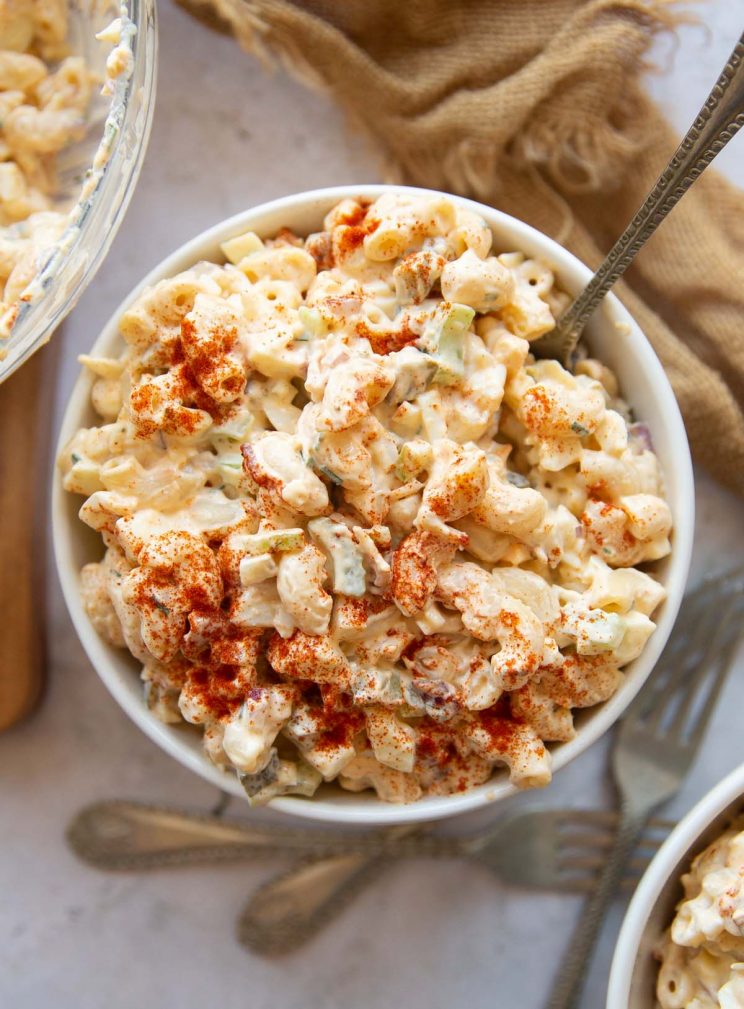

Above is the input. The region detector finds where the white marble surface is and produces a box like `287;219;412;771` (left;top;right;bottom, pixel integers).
2;5;744;1007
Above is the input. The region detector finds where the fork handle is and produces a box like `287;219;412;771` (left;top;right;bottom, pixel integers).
66;800;340;868
237;851;389;956
66;800;461;869
546;803;649;1009
534;30;744;361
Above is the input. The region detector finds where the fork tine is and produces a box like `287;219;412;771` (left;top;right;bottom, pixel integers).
628;855;653;872
629;567;744;720
620;866;648;890
628;631;691;723
559;854;607;872
556;809;618;827
563;852;658;872
632;841;664;858
552;810;673;853
552;858;651;893
648;817;676;832
551;878;597;895
641;587;744;734
663;593;743;739
557;834;664;872
642;610;719;725
674;601;744;742
558;832;614;852
556;812;674;832
513;844;656;894
686;565;744;606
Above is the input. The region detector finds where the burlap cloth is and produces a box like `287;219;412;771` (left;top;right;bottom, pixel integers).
177;0;744;496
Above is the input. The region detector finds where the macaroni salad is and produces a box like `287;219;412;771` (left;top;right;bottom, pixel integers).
60;191;672;805
0;1;129;340
657;818;744;1009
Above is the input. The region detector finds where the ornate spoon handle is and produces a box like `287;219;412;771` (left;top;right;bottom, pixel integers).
237;825;421;955
237;851;391;956
66;800;457;869
534;31;744;362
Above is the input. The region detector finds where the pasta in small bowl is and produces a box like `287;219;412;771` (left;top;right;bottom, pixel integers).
52;186;694;824
0;0;156;381
608;762;744;1009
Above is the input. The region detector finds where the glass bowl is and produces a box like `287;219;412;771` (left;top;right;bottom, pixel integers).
0;0;158;382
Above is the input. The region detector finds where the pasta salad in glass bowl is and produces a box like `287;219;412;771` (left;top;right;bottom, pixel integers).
0;0;156;381
53;186;693;824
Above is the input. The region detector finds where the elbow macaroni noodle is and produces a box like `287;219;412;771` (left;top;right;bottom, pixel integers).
657;818;744;1009
60;191;672;805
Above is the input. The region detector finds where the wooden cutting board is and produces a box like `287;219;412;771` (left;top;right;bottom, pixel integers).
0;344;55;731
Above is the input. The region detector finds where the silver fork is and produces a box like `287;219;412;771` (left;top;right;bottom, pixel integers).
533;31;744;363
238;566;744;959
548;564;744;1009
236;810;670;957
67;796;669;881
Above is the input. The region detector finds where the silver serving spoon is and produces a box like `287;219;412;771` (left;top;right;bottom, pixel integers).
532;30;744;364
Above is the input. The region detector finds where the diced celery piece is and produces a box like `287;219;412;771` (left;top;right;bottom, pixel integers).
387;349;435;405
298;306;329;339
308;518;366;597
238;528;305;555
216;453;245;487
418;302;474;385
394;439;433;481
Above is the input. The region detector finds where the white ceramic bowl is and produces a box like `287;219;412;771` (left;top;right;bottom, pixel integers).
608;762;744;1009
53;185;695;824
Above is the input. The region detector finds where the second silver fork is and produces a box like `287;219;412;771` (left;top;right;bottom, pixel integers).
68;798;667;881
547;566;744;1009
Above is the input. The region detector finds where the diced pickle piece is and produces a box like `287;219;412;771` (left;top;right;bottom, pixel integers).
239;750;323;805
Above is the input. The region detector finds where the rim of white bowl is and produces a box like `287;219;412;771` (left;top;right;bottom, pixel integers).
53;184;695;824
607;761;744;1009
